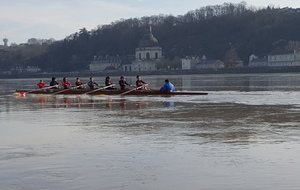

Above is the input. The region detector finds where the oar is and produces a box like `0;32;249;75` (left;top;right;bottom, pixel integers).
53;88;71;95
120;85;145;95
53;83;88;95
83;85;113;95
14;85;58;96
73;83;87;89
53;82;90;95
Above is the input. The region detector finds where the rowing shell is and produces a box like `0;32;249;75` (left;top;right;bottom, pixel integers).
15;89;208;96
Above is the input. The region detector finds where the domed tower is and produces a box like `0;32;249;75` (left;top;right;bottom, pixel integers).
136;26;162;60
138;26;159;48
123;26;163;72
3;38;8;46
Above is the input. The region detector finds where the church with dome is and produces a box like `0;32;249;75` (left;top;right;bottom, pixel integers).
89;27;163;72
122;27;163;72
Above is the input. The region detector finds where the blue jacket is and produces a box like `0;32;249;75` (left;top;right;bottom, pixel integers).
160;82;175;91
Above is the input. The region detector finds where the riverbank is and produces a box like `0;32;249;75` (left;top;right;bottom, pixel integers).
2;66;300;79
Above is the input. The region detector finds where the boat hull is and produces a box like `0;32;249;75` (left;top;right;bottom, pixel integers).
16;89;208;96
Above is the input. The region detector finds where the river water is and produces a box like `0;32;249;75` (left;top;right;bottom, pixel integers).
1;73;300;190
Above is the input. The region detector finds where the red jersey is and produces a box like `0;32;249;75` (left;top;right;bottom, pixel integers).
62;81;71;89
37;82;46;89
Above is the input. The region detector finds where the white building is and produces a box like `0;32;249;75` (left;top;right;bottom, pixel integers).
90;55;122;72
248;54;268;67
268;52;300;67
181;56;199;70
195;60;224;69
26;66;41;73
90;27;163;72
249;52;300;68
122;27;163;72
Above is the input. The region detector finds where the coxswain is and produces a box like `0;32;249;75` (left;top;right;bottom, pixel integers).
160;79;175;92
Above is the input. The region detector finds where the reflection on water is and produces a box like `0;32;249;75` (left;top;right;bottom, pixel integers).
163;101;175;107
10;94;156;110
1;74;300;190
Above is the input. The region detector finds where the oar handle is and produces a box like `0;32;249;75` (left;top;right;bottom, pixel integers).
73;83;87;89
48;85;59;89
21;85;57;94
120;85;144;95
53;88;71;94
84;85;113;95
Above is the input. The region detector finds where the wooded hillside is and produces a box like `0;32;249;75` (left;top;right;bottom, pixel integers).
1;2;300;72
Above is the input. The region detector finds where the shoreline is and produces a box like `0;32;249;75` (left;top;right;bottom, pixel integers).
2;66;300;79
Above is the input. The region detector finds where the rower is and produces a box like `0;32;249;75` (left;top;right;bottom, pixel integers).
119;75;132;90
37;79;46;89
62;77;71;89
136;75;150;90
75;77;85;89
49;77;59;89
105;76;116;90
88;77;100;89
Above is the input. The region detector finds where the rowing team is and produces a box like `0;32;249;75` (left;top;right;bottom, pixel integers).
36;76;175;91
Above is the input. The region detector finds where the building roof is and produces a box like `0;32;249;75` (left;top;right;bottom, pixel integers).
196;60;224;65
138;26;159;48
249;57;267;63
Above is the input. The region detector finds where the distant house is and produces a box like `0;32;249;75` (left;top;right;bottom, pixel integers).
248;54;268;67
90;55;122;72
181;56;199;70
26;66;41;73
9;65;41;73
249;52;300;67
235;61;244;67
268;52;300;67
10;65;23;73
195;59;224;69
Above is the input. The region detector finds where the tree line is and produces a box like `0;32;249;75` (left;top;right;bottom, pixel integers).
1;2;300;73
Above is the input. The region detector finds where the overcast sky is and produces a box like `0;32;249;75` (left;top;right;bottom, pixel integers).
1;0;299;44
